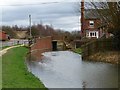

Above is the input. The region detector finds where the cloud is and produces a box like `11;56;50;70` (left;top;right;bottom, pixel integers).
51;16;80;31
1;0;80;6
2;2;81;31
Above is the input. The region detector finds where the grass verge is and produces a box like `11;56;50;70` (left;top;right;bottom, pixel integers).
1;44;21;50
2;46;46;88
73;48;82;54
1;46;10;50
0;52;1;89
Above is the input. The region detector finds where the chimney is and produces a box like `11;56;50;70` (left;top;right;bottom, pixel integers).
81;0;85;38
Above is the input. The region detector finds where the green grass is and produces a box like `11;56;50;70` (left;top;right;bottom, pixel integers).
0;53;1;89
73;48;82;54
1;44;19;50
1;46;10;50
2;46;46;88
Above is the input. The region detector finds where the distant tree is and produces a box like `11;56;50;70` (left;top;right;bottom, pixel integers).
12;25;19;31
2;26;17;38
31;25;40;37
37;24;45;37
71;31;81;40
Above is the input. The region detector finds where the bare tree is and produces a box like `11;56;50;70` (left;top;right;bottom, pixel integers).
90;1;120;32
91;1;120;50
79;0;120;50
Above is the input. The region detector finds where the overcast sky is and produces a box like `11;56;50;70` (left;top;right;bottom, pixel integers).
0;0;82;31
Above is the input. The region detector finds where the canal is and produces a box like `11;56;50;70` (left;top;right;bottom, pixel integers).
26;51;119;88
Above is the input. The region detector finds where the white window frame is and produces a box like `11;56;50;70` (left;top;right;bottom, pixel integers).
89;20;94;28
87;31;99;38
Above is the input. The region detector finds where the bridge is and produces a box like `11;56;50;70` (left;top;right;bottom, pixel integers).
28;36;71;61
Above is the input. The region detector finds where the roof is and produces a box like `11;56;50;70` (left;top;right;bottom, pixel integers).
84;9;108;19
84;9;99;19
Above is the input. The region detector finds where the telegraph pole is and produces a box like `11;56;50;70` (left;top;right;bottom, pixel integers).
28;15;32;66
29;14;32;38
28;14;32;47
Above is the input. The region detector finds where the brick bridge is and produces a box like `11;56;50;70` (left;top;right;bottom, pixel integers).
30;36;66;61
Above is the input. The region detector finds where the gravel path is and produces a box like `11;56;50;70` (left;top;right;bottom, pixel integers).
0;45;24;56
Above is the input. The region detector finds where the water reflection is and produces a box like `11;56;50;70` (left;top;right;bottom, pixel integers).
26;51;118;88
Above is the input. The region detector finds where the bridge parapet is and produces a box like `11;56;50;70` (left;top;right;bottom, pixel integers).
30;36;52;61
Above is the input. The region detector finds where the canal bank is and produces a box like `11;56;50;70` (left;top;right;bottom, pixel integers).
73;48;119;64
80;38;120;64
2;46;46;88
85;51;120;64
26;51;119;88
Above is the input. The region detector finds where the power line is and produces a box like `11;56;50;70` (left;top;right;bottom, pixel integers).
0;2;64;6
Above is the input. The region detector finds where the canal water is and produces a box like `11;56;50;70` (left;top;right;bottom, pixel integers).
26;51;119;88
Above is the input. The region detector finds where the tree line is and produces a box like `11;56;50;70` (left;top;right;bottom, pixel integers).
1;24;81;43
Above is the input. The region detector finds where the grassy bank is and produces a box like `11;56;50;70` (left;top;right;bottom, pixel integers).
1;46;10;50
2;46;46;88
73;48;82;54
87;51;120;64
1;44;23;50
73;47;119;64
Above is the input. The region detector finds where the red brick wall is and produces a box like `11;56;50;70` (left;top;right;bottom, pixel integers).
0;31;7;40
81;1;85;36
82;19;102;38
84;19;101;31
31;36;52;61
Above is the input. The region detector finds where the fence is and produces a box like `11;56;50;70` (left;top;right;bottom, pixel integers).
81;38;114;60
1;39;29;48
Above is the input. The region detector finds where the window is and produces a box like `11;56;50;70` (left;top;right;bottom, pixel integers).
90;33;92;36
95;32;96;36
89;21;94;27
89;31;98;38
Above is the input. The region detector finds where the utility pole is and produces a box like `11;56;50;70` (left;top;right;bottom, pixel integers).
29;14;32;38
28;15;32;65
28;14;32;47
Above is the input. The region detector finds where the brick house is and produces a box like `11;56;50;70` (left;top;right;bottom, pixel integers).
81;1;109;39
0;31;10;41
